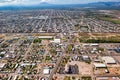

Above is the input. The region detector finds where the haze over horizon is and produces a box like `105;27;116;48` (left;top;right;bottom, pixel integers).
0;0;119;6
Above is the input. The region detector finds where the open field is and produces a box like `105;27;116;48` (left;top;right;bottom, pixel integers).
78;33;120;43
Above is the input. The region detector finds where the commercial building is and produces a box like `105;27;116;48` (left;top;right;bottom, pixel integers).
102;56;116;64
93;63;106;68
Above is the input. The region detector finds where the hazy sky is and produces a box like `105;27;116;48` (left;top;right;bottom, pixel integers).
0;0;119;6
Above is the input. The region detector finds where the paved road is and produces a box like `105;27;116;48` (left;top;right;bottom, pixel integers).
48;54;63;80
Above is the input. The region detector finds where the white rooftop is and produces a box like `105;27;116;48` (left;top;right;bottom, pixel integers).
93;63;106;68
43;68;50;74
21;63;35;66
38;36;53;39
102;56;116;64
90;44;99;46
83;43;99;46
0;51;6;54
54;39;60;43
82;56;89;59
0;63;6;68
50;39;61;43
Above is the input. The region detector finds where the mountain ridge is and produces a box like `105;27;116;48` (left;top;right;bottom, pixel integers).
0;2;119;10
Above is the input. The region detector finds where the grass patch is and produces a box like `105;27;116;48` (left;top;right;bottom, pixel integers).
79;33;120;43
100;17;120;24
81;76;92;80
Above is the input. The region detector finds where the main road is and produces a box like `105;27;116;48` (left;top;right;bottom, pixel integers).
48;54;63;80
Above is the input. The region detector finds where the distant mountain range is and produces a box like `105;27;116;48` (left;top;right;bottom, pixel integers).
85;2;120;8
0;2;119;10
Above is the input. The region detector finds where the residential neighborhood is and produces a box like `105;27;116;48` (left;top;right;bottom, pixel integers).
0;33;120;80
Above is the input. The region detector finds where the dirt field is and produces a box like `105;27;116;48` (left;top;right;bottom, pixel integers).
68;61;92;75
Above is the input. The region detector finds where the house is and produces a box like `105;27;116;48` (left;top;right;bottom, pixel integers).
54;39;60;43
43;67;50;75
50;39;61;43
0;63;6;69
82;56;91;62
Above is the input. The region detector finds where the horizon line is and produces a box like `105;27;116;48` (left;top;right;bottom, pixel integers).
0;1;119;7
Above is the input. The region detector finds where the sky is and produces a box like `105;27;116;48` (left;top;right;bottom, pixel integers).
0;0;119;6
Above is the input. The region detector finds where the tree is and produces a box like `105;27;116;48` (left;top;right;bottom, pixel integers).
64;76;70;80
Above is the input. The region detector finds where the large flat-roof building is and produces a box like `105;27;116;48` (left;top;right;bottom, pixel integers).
102;56;116;64
93;63;106;68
